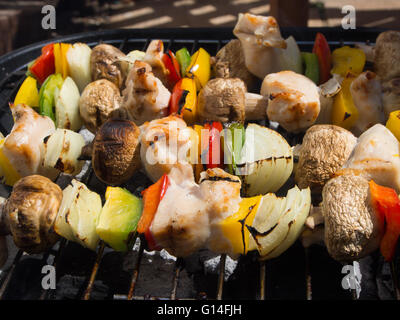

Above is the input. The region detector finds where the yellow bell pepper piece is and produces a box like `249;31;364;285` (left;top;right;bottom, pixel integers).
54;43;71;79
218;195;262;255
0;139;21;186
61;43;71;79
14;76;39;107
186;48;211;90
331;46;366;77
331;73;359;130
54;43;63;75
180;77;197;124
386;110;400;142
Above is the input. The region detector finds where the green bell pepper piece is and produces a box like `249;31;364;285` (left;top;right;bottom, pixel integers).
38;73;63;122
176;47;191;78
302;52;320;84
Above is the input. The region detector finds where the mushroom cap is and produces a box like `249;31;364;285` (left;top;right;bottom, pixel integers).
4;175;62;254
374;31;400;82
79;79;123;134
92;119;141;185
295;125;357;192
197;78;246;123
90;43;127;89
322;173;384;262
382;78;400;119
213;39;257;91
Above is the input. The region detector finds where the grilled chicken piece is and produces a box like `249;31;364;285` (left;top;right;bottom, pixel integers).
2;104;57;179
338;124;400;192
262;71;320;132
143;40;169;89
150;165;242;257
122;61;171;125
233;13;287;79
140;116;193;182
350;71;385;136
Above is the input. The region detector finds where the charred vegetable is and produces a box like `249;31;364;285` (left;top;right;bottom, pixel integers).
234;123;293;196
90;44;128;89
2;175;62;253
92;119;141;185
79;79;123;134
54;179;102;251
43;128;85;176
96;187;143;252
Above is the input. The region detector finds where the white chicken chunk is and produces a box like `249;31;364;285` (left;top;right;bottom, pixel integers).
339;124;400;192
140;115;193;182
262;71;320;132
2;104;57;179
143;40;169;88
122;60;171;125
350;71;385;136
233;13;287;79
150;165;241;257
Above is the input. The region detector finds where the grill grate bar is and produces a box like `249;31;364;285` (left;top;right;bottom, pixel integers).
170;258;182;300
82;241;106;300
127;237;145;300
304;247;312;300
391;261;400;300
259;260;266;300
0;249;23;299
216;254;226;300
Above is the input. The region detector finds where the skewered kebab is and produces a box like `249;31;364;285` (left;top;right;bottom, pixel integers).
6;11;400;272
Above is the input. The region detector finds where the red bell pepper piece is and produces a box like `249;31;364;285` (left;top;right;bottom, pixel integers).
162;50;181;89
29;44;55;84
369;180;400;262
137;174;170;251
169;79;186;115
204;122;223;169
312;33;332;85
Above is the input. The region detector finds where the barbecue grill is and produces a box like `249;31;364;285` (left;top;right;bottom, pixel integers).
0;27;399;301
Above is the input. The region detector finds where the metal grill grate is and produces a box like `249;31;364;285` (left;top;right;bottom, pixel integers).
0;27;398;301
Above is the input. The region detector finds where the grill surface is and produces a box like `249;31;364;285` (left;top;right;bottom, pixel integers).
0;27;399;301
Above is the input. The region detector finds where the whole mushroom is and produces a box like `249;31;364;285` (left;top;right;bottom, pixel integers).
197;78;267;123
92;119;141;185
212;39;257;91
374;30;400;82
294;125;357;193
79;79;124;134
90;44;128;90
1;175;62;254
322;173;384;262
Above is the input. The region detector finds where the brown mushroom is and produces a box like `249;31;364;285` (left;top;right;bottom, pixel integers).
90;44;128;90
92;119;141;185
197;78;267;123
212;39;257;91
294;125;357;193
1;175;62;254
322;173;384;262
382;78;400;119
79;79;124;134
374;31;400;82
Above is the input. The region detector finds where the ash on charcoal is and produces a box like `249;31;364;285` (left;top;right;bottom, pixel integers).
183;250;238;281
